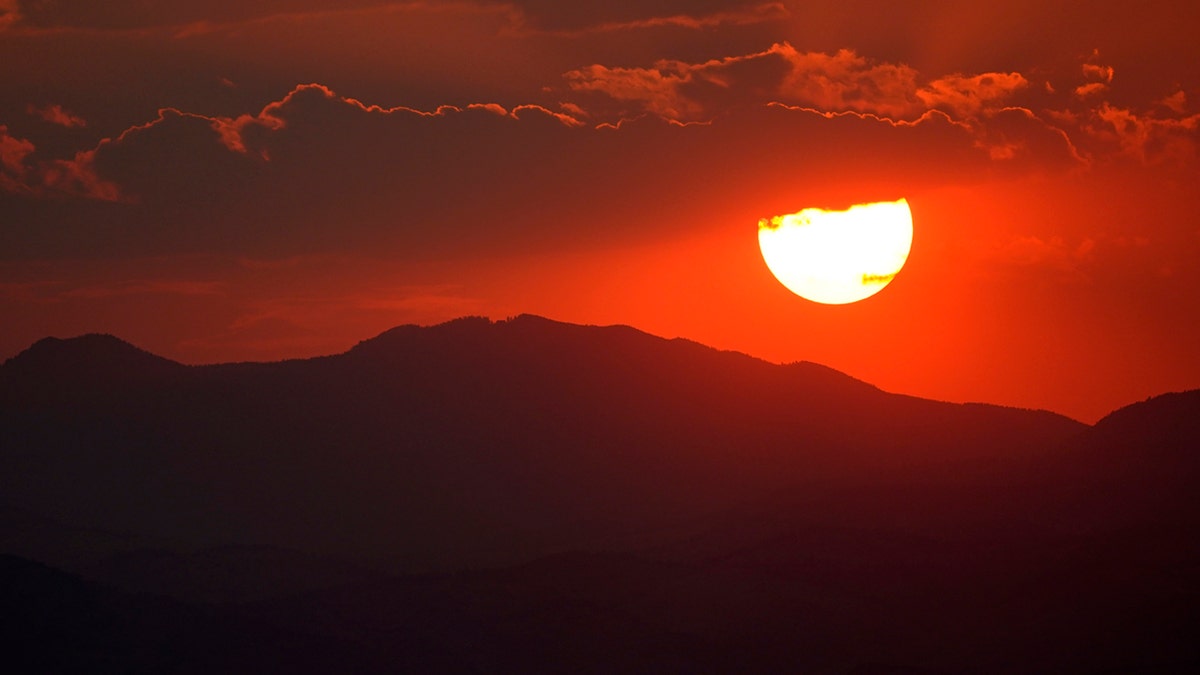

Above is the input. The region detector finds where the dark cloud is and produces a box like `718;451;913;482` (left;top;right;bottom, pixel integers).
0;1;536;148
565;44;1042;124
5;0;393;30
502;0;785;32
777;1;1198;73
0;86;593;259
0;78;1094;267
560;42;1111;178
3;0;781;33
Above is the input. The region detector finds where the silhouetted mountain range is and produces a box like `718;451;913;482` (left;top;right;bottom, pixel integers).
2;315;1198;673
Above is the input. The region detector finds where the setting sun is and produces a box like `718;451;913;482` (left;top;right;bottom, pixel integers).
758;198;914;304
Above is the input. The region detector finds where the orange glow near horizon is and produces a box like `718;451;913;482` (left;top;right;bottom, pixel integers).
758;199;914;304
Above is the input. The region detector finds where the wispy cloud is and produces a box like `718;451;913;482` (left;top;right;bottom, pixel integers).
211;83;583;157
0;125;35;192
917;72;1029;117
1088;104;1200;164
0;126;120;200
26;103;87;128
566;43;1036;124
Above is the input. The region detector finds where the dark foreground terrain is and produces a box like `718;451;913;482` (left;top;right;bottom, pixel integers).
3;316;1197;673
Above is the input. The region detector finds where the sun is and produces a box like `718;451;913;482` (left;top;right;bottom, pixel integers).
758;198;913;304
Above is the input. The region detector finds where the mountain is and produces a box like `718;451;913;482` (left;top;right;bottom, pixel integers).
2;315;1198;672
1034;388;1200;534
0;315;1084;574
1;334;187;400
1087;388;1200;457
228;388;1200;673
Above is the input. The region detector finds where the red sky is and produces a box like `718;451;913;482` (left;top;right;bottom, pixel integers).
2;0;1198;422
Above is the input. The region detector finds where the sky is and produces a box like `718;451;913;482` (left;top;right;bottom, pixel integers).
2;0;1198;423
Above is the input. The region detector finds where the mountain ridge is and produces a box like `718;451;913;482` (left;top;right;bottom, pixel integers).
3;315;1199;672
1;314;1093;574
12;317;1196;440
2;314;1079;423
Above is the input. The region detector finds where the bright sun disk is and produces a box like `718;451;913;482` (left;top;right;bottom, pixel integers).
758;198;913;304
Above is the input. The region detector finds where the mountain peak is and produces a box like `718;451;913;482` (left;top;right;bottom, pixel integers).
1;333;184;389
1090;389;1200;451
349;314;650;356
